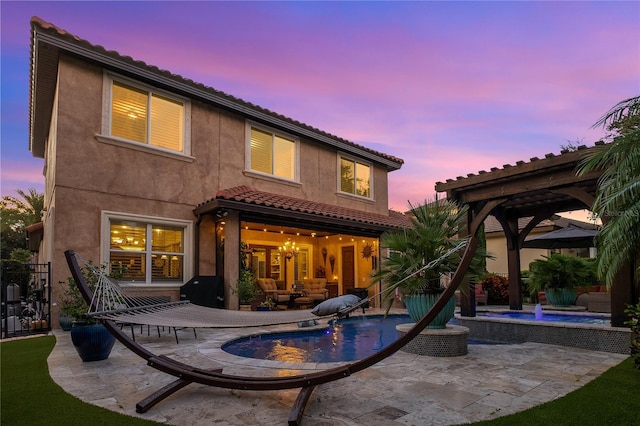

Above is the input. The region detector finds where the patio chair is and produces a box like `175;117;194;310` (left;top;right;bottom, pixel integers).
475;285;488;305
257;278;291;305
301;278;328;303
454;285;488;305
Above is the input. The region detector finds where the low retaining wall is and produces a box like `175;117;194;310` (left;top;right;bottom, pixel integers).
456;315;632;354
396;324;468;357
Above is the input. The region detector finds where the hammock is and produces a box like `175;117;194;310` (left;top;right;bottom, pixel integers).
73;254;326;329
75;238;468;328
64;239;478;425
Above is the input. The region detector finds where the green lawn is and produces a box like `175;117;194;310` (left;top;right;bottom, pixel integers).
473;356;640;425
0;336;156;426
2;336;639;425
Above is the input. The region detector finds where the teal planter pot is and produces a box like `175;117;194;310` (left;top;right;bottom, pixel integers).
404;292;456;329
58;314;73;331
545;288;577;307
70;323;116;362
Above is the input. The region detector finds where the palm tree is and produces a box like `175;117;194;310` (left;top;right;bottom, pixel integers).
578;96;640;286
0;188;45;259
1;188;44;227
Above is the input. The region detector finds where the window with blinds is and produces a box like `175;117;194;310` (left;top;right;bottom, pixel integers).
340;156;371;198
110;80;185;153
249;125;297;180
109;219;185;282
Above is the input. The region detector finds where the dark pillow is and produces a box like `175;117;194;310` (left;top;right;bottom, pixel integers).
311;294;361;316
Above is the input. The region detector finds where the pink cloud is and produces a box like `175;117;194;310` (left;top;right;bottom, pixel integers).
2;1;638;211
1;161;45;197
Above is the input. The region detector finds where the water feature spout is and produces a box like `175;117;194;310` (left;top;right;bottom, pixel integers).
535;303;543;320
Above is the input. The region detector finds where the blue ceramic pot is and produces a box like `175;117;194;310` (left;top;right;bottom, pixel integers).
70;323;116;362
404;292;456;329
58;314;73;331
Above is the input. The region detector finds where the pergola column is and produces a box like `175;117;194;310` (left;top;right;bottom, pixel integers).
504;213;523;310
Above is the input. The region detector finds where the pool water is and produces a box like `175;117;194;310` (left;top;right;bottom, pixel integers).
222;314;413;363
478;312;609;325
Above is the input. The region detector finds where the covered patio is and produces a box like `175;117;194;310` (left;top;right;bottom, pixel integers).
193;186;409;309
436;143;637;327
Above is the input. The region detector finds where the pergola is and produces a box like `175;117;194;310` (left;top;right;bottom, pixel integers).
435;143;636;327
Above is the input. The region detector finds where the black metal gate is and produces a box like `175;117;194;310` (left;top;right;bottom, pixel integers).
1;262;51;339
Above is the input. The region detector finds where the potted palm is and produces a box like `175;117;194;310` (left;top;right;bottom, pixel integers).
371;199;476;328
526;253;597;306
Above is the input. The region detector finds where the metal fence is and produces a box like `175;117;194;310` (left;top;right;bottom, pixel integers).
1;262;51;339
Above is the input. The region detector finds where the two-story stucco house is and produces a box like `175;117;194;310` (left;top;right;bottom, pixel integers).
28;17;407;321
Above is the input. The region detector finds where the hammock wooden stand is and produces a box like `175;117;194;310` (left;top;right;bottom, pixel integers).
64;241;477;425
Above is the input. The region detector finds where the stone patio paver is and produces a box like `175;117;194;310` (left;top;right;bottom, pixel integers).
47;312;627;425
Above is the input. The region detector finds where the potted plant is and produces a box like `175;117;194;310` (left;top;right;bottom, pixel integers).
371;199;484;328
257;297;276;311
526;253;597;306
232;268;261;310
60;262;117;362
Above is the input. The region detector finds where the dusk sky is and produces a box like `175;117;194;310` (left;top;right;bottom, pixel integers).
1;1;639;211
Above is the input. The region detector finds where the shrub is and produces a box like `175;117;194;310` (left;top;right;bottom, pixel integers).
520;270;533;300
480;274;509;305
527;253;597;293
232;269;260;304
625;303;640;369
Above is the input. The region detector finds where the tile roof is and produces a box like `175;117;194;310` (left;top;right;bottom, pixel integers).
197;186;409;229
30;17;403;169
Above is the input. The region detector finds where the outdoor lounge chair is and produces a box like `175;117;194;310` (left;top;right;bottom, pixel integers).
301;278;328;303
257;278;291;305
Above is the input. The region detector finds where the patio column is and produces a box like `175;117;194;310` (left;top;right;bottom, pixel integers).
459;207;476;316
505;214;523;311
224;210;240;310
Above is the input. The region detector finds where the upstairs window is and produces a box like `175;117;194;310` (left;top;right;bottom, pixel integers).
107;77;189;155
248;124;297;181
340;156;371;198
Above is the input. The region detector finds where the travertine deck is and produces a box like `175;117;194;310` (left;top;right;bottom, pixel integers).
47;309;627;425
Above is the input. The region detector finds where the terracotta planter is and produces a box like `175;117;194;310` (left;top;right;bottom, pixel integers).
404;291;456;329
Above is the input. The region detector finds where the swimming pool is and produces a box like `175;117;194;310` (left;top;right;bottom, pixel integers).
222;314;413;363
478;312;609;325
457;310;631;354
